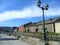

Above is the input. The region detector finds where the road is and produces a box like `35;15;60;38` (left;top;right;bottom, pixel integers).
0;33;30;45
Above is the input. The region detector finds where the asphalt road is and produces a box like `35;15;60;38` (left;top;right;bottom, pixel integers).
0;33;30;45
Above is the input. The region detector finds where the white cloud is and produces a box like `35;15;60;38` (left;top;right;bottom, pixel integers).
0;5;42;21
44;8;60;16
0;5;60;21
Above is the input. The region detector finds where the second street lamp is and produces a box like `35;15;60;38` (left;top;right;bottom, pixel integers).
37;0;49;45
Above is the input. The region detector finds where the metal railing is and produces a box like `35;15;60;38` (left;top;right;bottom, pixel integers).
20;32;60;41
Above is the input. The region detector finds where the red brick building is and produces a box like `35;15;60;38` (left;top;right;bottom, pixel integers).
18;26;24;32
18;22;32;32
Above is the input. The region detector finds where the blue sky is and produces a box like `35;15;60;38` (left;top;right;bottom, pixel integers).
0;0;60;27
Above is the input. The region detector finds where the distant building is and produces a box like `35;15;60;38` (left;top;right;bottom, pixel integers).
18;22;32;32
24;22;32;32
20;17;60;33
18;26;24;32
13;27;18;32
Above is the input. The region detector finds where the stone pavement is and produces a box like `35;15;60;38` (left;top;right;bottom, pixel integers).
21;36;60;45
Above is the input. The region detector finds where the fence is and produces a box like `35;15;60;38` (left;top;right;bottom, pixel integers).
19;32;60;41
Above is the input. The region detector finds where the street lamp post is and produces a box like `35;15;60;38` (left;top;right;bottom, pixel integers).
37;0;49;45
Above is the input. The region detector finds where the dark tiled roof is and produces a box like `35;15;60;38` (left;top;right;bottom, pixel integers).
23;22;32;27
33;16;60;25
22;16;60;27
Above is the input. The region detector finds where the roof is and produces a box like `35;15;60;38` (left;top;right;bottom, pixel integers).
33;16;60;25
23;22;32;27
22;16;60;27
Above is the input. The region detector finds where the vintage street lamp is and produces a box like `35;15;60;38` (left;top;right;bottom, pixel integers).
37;0;49;45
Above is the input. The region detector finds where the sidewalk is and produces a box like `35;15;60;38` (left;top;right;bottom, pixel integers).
20;36;60;45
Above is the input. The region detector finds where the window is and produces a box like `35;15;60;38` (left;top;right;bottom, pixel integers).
35;28;39;32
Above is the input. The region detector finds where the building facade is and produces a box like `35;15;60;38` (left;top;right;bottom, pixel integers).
18;17;60;33
18;26;24;32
